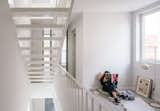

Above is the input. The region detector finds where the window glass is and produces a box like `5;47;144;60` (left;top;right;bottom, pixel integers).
43;40;50;47
61;38;66;66
142;11;160;62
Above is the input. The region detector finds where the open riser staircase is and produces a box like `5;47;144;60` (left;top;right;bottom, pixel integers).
8;0;74;83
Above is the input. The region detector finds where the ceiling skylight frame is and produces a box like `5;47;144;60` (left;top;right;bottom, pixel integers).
8;0;72;8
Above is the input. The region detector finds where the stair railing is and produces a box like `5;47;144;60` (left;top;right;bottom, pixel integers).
53;65;111;111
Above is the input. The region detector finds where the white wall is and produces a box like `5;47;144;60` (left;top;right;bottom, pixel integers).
132;63;160;100
69;12;132;89
30;84;55;98
83;12;131;89
31;99;45;111
0;1;30;111
73;0;158;13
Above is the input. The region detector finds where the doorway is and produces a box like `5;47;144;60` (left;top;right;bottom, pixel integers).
67;28;76;78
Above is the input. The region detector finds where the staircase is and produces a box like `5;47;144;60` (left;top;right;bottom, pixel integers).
8;0;74;83
53;65;110;111
6;1;110;111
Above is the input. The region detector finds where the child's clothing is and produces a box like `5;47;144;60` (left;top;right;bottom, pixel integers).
100;73;118;96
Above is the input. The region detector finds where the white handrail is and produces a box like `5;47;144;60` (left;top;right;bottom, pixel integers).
53;65;113;111
57;64;83;88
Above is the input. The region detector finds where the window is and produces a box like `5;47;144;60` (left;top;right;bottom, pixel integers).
43;40;51;48
60;38;66;67
140;10;160;62
43;28;51;38
43;28;52;72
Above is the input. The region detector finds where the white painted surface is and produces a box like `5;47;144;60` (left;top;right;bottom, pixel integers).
69;12;132;89
31;99;45;111
0;1;29;111
29;83;62;111
83;12;132;89
73;0;159;13
123;97;155;111
30;83;55;98
132;63;160;100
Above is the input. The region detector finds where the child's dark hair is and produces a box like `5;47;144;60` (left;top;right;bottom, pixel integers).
104;70;110;74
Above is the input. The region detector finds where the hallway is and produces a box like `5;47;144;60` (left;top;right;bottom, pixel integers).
0;0;160;111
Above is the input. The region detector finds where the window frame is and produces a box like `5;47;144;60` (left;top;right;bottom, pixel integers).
136;8;160;64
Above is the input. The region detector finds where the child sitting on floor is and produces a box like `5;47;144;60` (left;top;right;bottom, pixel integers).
99;71;120;103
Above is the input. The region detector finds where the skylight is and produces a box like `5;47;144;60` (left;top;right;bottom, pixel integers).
8;0;72;8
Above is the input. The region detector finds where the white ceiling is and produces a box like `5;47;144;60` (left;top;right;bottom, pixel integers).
72;0;159;12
